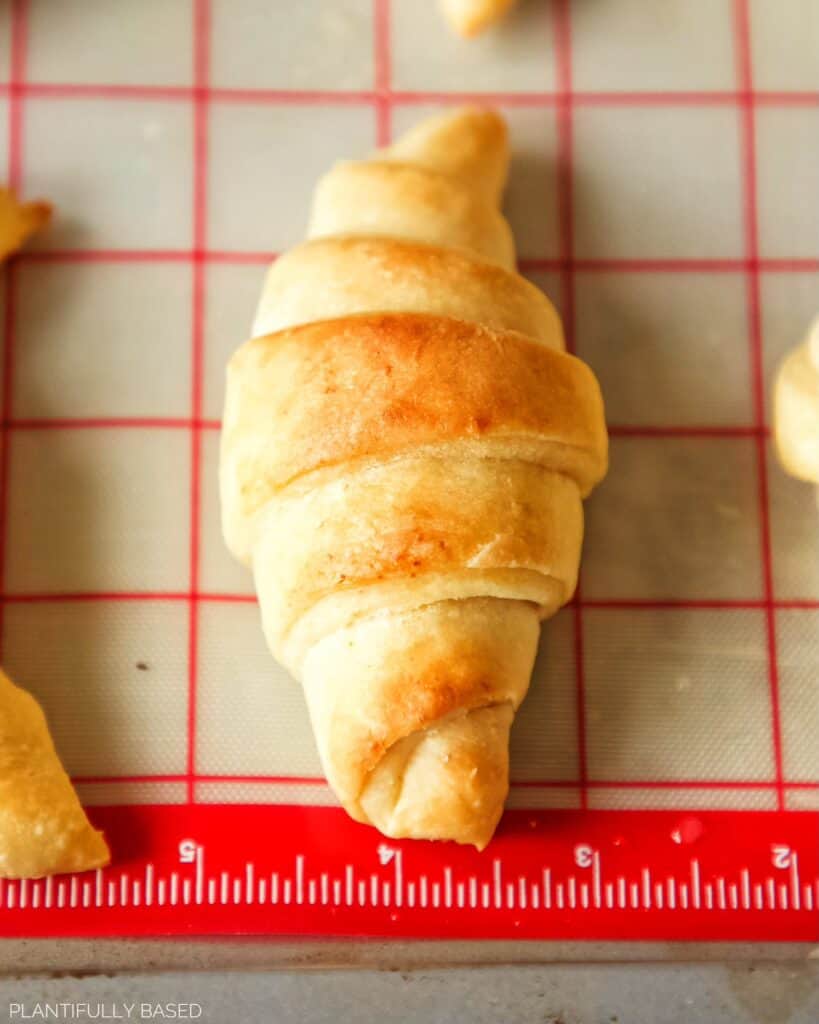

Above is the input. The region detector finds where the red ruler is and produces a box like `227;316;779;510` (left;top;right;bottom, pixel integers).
1;807;817;941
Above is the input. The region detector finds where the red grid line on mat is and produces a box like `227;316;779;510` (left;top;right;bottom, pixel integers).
68;772;819;791
184;0;211;805
733;0;785;812
1;592;817;610
373;0;392;146
0;0;29;663
0;417;778;436
552;0;589;812
13;250;819;274
1;82;818;108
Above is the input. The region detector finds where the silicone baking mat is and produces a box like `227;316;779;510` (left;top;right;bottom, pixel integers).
0;0;817;942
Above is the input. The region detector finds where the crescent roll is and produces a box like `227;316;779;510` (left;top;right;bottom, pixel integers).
774;317;819;487
440;0;517;37
221;108;608;848
0;668;109;879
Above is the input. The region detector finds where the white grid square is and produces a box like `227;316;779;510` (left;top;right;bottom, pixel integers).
78;781;188;807
509;613;578;783
777;611;819;783
750;0;819;91
392;104;560;260
23;99;193;250
196;781;336;806
589;788;776;811
207;103;375;253
573;107;744;259
583;438;764;601
196;601;321;776
506;787;580;811
583;609;774;782
13;262;192;419
3;600;189;776
571;0;735;92
768;452;819;602
575;272;752;427
210;0;374;91
756;108;819;260
26;0;194;87
786;789;819;811
202;261;267;420
391;0;556;93
5;428;190;593
199;429;256;597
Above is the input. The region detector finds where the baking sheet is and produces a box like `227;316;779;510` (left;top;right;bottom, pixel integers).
0;0;817;951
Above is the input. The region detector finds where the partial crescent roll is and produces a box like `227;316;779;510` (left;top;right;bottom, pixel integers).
0;186;51;262
221;108;608;849
774;317;819;486
0;668;109;879
441;0;517;36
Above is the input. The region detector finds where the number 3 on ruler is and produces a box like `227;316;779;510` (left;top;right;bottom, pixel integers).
574;844;594;868
771;845;792;869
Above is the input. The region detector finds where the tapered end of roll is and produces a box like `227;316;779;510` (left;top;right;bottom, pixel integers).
774;317;819;484
358;703;515;850
301;597;540;849
380;106;510;206
0;670;110;878
440;0;516;37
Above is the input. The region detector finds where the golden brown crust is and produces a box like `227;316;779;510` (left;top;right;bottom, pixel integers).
223;312;607;539
253;236;565;348
0;669;110;879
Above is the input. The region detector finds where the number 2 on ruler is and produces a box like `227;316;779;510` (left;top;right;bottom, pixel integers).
771;845;793;869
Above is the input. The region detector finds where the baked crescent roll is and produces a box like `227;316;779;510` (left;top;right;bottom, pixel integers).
440;0;517;36
774;317;819;486
0;668;109;879
221;108;608;848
